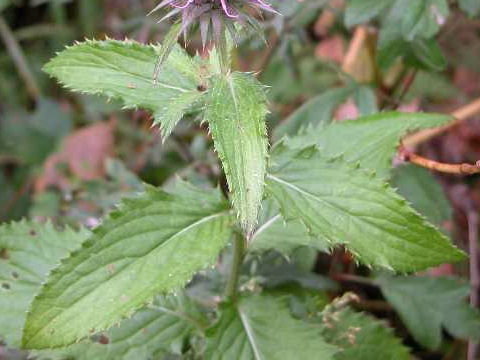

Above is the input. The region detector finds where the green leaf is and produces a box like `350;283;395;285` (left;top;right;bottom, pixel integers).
0;0;10;12
285;112;451;180
321;307;411;360
344;0;395;27
353;86;378;116
346;0;448;40
249;199;330;254
378;275;480;350
253;256;338;292
158;91;206;140
0;221;88;348
393;164;452;227
376;0;448;71
43;39;204;140
0;98;73;165
460;0;480;17
36;295;206;360
22;182;233;349
396;0;449;41
153;22;183;87
272;86;354;142
265;146;466;272
206;294;338;359
0;220;205;359
409;37;447;72
205;72;268;233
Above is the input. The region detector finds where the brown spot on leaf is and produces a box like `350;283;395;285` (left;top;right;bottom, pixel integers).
107;264;116;274
0;248;9;260
98;335;110;345
1;283;10;290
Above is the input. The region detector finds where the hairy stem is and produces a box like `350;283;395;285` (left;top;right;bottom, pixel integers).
225;233;246;300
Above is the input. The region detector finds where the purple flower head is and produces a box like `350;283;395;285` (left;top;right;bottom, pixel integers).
150;0;279;46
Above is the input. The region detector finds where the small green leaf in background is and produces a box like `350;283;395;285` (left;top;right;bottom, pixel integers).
252;256;338;292
22;182;233;349
272;86;354;141
0;0;10;12
285;112;452;180
321;307;411;360
409;38;447;71
393;164;452;227
205;72;268;233
396;0;449;41
344;0;395;27
206;294;338;360
0;221;89;348
273;84;378;143
353;85;379;116
43;39;204;141
0;98;73;165
378;276;480;350
266;146;465;272
345;0;449;41
347;0;449;71
459;0;480;17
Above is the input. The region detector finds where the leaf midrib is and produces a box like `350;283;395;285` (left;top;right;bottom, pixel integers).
250;214;281;243
267;172;456;259
238;306;263;360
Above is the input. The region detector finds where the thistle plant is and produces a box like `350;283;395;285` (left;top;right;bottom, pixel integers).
150;0;278;40
2;1;480;360
151;0;278;81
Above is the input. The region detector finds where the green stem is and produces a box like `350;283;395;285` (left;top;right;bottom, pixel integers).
225;233;246;300
0;15;41;102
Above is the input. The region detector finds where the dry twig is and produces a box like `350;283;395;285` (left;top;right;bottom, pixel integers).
403;97;480;148
398;146;480;175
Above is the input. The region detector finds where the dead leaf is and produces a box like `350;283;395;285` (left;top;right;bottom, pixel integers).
315;35;345;64
35;119;116;192
334;99;359;122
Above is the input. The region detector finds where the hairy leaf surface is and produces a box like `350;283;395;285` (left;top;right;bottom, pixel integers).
285;112;451;179
43;39;204;140
378;276;480;350
206;295;338;360
265;146;465;271
37;295;206;360
205;72;268;233
0;221;88;347
22;183;233;349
